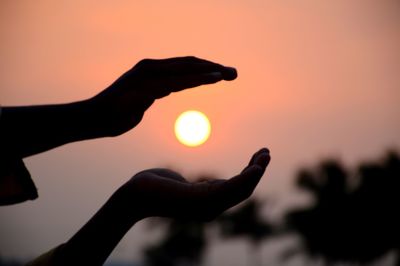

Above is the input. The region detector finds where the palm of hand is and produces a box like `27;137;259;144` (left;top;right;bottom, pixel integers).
119;148;270;222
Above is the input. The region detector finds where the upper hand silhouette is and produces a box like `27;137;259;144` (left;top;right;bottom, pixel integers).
91;56;237;137
1;56;237;157
115;148;270;222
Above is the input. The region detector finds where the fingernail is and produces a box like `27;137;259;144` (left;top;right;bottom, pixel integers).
256;152;270;167
207;71;223;79
260;147;270;154
222;67;237;81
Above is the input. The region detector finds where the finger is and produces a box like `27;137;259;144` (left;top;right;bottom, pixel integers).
136;56;237;81
245;147;270;169
140;56;221;71
165;62;237;81
221;66;237;81
139;56;210;66
149;72;225;98
168;72;224;91
227;149;271;195
241;148;270;174
227;165;264;201
217;153;271;209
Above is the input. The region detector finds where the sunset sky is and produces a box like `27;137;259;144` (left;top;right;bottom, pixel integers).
1;1;399;264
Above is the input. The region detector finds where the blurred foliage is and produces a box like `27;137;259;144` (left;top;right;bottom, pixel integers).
216;199;274;266
143;151;400;266
217;199;272;243
286;151;400;264
143;219;206;266
0;257;23;266
143;199;274;266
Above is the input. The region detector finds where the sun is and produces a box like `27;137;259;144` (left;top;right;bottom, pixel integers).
175;110;211;147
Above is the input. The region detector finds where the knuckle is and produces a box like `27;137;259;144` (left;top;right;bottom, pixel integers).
136;58;153;69
182;55;197;61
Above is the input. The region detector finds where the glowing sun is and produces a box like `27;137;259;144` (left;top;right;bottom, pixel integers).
175;110;211;147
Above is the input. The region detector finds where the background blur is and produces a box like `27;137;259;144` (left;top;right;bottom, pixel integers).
1;0;399;265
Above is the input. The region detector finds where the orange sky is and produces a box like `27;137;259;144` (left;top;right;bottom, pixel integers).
1;0;399;264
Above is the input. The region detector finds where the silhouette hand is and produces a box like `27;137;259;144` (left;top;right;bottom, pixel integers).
90;56;237;137
116;148;270;221
56;149;269;265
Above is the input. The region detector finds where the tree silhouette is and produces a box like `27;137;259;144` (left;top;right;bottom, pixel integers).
217;199;273;266
0;257;23;266
141;152;400;265
286;151;400;265
143;219;206;266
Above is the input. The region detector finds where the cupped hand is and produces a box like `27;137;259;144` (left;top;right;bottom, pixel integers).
90;56;237;137
117;148;270;222
51;149;269;265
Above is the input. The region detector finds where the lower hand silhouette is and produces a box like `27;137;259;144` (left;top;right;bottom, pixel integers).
115;148;270;222
54;148;270;266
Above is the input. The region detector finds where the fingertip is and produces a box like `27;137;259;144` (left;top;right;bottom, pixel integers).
249;147;270;169
222;67;237;81
256;152;271;169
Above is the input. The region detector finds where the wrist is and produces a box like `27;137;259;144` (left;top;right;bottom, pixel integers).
73;97;118;139
88;86;155;138
110;185;146;224
63;99;102;140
